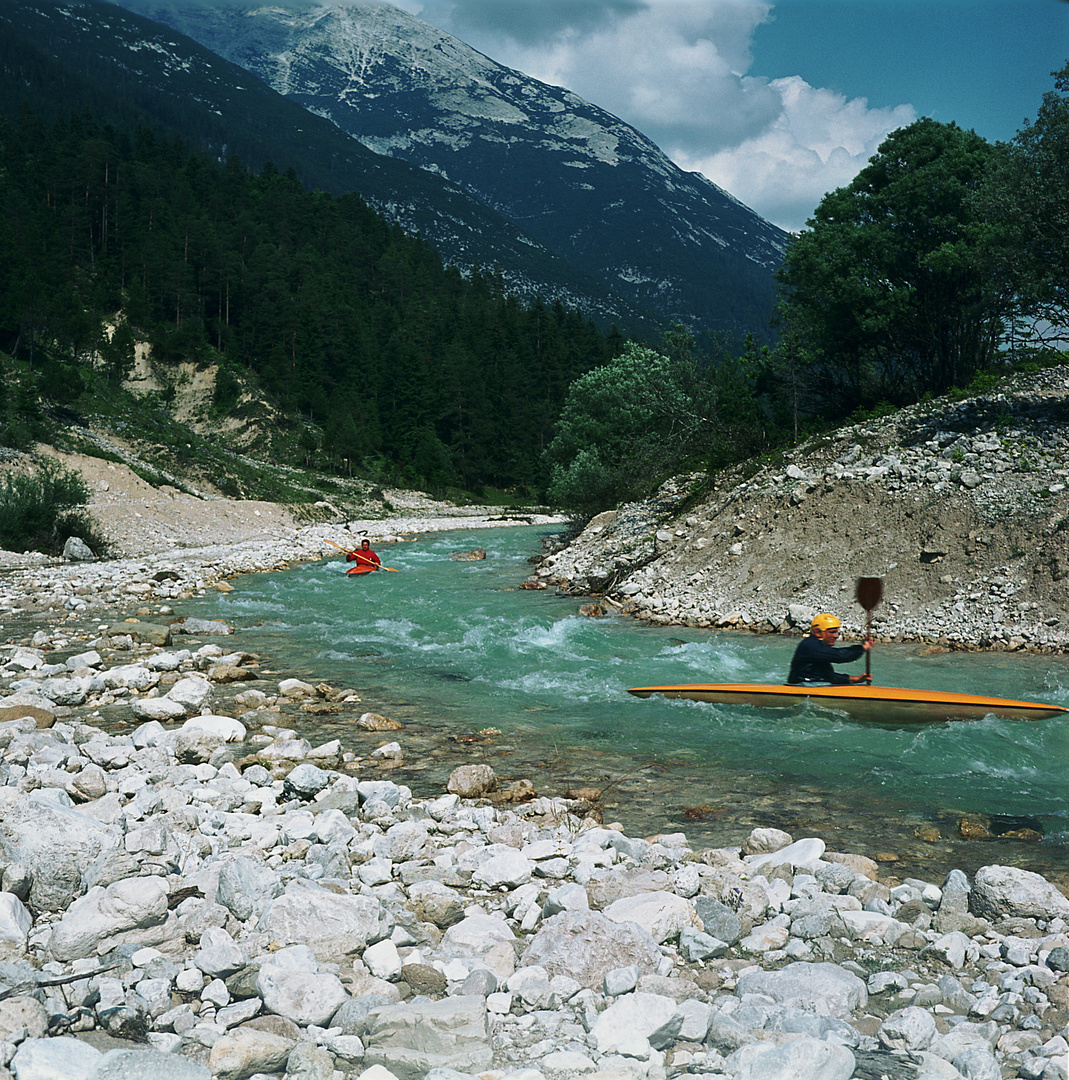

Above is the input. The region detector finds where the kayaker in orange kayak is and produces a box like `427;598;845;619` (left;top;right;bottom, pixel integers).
787;613;872;685
346;539;381;572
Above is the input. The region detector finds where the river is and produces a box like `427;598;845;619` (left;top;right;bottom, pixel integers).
184;524;1069;885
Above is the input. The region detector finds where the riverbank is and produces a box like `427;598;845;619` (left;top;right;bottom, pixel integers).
0;460;1066;1079
531;366;1069;655
0;634;1066;1080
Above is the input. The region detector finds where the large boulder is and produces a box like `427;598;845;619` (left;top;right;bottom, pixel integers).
0;693;56;728
63;536;96;561
130;696;189;723
181;713;246;742
165;675;214;713
519;909;662;990
735;962;867;1017
94;1047;211;1078
9;1035;102;1078
729;1036;855;1080
215;854;284;923
0;789;122;912
0;996;48;1042
969;865;1069;921
0;892;32;947
106;621;172;646
172;726;226;764
438;911;518;974
256;964;350;1028
588;991;683;1053
363;995;493;1080
447;764;497;798
257;881;391;959
48;876;171;961
602;890;702;944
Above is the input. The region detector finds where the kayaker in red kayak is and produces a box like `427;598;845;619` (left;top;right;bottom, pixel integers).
346;539;381;572
788;613;873;685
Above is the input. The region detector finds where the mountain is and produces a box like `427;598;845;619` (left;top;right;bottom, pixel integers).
114;0;790;341
0;0;647;331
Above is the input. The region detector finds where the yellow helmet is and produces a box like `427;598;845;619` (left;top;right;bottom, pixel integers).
811;613;841;632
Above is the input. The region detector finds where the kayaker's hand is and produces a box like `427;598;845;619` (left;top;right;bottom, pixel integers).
851;674;872;684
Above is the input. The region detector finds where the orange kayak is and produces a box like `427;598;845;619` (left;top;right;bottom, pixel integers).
346;565;378;576
626;683;1068;723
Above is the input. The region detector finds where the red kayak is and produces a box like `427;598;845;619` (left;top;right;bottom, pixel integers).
346;565;378;577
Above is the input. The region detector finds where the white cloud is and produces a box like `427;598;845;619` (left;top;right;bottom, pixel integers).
411;0;918;232
678;76;917;232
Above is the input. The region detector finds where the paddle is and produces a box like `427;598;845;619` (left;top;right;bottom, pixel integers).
321;537;400;572
856;576;883;682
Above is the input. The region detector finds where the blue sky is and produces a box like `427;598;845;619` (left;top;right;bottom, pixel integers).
401;0;1068;231
752;1;1063;141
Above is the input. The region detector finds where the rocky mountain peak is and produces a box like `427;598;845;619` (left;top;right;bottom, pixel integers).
118;0;789;338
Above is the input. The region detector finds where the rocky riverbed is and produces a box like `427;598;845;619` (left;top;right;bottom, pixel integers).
0;637;1067;1080
0;369;1067;1080
530;366;1069;654
0;523;1066;1080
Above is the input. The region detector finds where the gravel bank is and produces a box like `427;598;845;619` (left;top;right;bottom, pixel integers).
0;383;1066;1080
531;367;1069;654
0;669;1066;1080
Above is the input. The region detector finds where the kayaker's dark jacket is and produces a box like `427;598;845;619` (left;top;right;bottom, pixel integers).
787;634;866;685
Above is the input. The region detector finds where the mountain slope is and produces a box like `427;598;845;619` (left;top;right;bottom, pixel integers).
117;0;790;340
0;0;649;330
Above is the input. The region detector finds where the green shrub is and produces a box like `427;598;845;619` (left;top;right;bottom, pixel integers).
0;459;93;553
55;509;115;559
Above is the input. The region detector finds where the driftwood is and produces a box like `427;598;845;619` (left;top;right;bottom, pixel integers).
0;956;122;1003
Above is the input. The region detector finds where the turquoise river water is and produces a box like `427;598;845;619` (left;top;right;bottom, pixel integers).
183;525;1069;884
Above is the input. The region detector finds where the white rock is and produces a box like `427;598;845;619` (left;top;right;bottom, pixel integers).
731;1035;854;1080
257;881;388;959
48;876;171;961
840;909;911;943
472;849;533;890
181;714;246;742
589;991;683;1053
256;965;350;1027
0;793;122;913
207;1026;295;1079
740;922;790;953
277;678;317;698
745;837;826;870
102;663;156;691
373;821;430;862
194;927;248;978
166;675;214;712
879;1006;938;1051
735;962;867;1017
971;865;1069;921
131;696;189;722
9;1035;102;1079
364;939;404;980
924;931;971;969
603;890;702;944
0;891;32;946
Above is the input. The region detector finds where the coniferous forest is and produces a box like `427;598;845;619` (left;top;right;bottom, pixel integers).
0;108;619;496
4;52;1065;522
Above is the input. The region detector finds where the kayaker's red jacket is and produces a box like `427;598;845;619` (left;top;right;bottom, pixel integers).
347;547;380;569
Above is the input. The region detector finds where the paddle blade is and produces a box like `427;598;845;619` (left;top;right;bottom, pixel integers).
856;576;883;612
